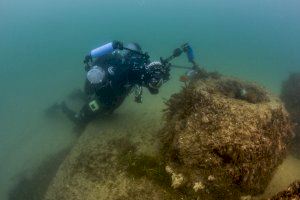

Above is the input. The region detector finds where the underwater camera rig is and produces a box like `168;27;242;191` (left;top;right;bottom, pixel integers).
83;41;198;80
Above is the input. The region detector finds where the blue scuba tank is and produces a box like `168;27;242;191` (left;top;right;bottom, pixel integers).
90;42;115;58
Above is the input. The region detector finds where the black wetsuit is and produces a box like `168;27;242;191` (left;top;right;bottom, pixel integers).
71;51;151;125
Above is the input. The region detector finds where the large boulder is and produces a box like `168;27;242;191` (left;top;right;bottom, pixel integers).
160;74;293;199
43;99;190;200
281;72;300;156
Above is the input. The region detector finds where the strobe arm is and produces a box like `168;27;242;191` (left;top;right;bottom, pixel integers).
182;43;199;69
160;43;199;73
160;43;196;66
160;48;183;65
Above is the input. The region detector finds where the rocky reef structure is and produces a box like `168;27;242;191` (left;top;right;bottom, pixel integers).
44;71;294;200
160;73;293;199
269;180;300;200
281;72;300;156
43;102;187;200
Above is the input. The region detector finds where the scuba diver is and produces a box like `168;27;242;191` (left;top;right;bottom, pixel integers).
54;40;199;131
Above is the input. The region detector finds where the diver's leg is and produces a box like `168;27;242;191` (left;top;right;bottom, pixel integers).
75;102;101;124
61;99;103;131
60;102;81;124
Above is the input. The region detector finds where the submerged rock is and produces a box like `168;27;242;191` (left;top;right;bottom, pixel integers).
160;75;293;199
281;72;300;157
44;70;294;200
43;109;194;200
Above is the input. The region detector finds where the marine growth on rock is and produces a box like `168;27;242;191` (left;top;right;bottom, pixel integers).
160;73;293;199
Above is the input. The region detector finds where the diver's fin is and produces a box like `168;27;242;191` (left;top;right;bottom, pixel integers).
44;102;63;117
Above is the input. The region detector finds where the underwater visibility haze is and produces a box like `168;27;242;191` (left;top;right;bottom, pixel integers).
0;0;300;199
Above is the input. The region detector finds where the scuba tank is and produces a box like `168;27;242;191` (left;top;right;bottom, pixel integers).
84;41;123;71
90;41;123;58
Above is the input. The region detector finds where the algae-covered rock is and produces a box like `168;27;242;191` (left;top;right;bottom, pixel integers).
160;75;293;199
43;132;193;200
43;107;195;200
44;71;294;200
281;72;300;156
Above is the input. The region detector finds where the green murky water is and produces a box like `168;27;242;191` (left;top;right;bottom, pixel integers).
0;0;299;199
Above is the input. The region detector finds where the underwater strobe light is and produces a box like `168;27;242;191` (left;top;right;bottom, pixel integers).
182;43;195;63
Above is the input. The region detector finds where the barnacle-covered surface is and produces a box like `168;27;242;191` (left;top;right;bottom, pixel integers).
160;74;293;199
281;72;300;157
268;180;300;200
